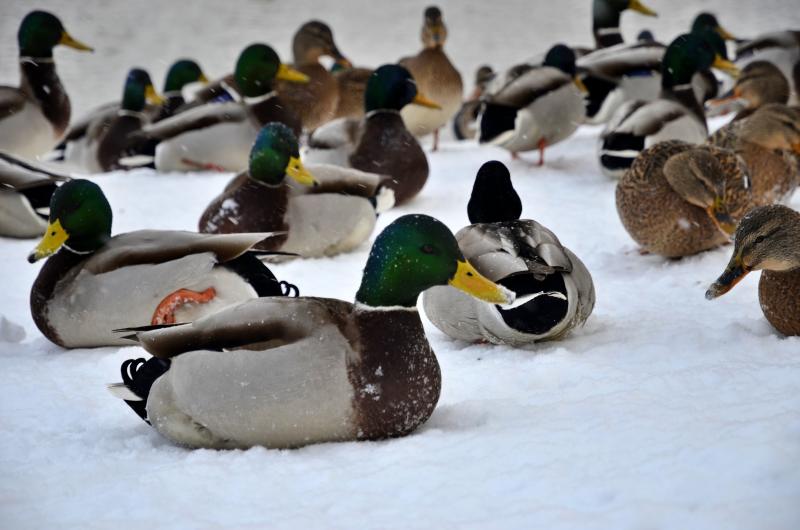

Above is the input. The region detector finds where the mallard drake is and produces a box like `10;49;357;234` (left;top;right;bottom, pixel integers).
59;69;164;173
200;123;393;258
274;21;352;131
0;152;69;238
707;61;790;120
398;6;463;151
589;0;657;50
130;44;307;173
452;65;494;141
304;64;440;205
153;60;209;122
706;204;800;336
27;179;290;348
0;10;92;159
735;31;799;104
616;140;754;257
479;44;587;165
599;33;739;179
708;103;800;206
108;214;514;449
423;161;595;347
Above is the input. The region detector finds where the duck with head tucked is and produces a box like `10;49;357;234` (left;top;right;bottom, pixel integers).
108;214;514;449
0;10;92;159
706;205;800;336
27;179;289;349
399;6;463;151
423;161;595;347
305;64;440;205
199;123;394;258
452;65;494;141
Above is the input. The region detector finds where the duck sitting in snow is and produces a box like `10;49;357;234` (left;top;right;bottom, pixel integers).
399;6;464;151
615;140;754;258
707;61;791;121
199;123;394;259
129;43;308;173
304;64;440;205
27;179;290;349
0;10;92;159
60;69;164;173
423;161;595;347
598;33;739;179
0;152;69;238
478;44;587;165
108;214;514;449
706;205;800;336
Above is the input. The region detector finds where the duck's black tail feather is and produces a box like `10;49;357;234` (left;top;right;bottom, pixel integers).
479;103;518;144
599;132;644;175
112;357;171;424
582;74;618;119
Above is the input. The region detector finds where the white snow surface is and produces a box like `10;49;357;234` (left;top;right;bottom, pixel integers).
2;1;800;529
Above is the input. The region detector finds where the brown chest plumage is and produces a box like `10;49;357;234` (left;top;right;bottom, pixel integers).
19;60;70;138
759;269;800;336
275;63;339;130
30;248;86;347
97;115;143;171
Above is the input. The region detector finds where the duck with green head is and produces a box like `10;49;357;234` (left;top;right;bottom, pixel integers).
28;178;291;349
128;43;308;173
109;214;514;449
200;122;394;258
599;33;740;178
591;0;657;49
156;59;209;121
0;10;92;158
306;64;440;205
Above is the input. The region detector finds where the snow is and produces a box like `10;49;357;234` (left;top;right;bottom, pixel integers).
2;1;800;529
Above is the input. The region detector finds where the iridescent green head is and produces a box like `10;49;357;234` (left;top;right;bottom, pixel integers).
28;179;112;262
364;64;441;112
121;68;162;112
593;0;657;29
234;43;308;98
661;33;738;88
164;59;207;93
249;123;317;187
355;214;514;308
543;44;577;77
691;12;736;41
18;10;93;58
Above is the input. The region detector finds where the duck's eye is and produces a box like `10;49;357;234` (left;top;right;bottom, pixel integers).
420;244;436;255
753;235;767;245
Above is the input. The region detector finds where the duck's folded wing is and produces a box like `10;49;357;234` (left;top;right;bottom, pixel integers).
577;42;665;79
307;117;360;150
0;152;70;189
610;99;687;137
82;230;284;275
487;67;572;108
0;87;25;117
136;101;246;141
61;101;120;143
736;30;800;57
301;163;388;196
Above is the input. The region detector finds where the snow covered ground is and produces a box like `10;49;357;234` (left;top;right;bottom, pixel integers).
2;1;800;529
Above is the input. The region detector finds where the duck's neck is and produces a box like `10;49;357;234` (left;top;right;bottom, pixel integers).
662;82;706;123
593;0;624;48
19;57;70;137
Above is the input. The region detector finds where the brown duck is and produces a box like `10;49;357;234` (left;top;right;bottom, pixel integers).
707;61;790;121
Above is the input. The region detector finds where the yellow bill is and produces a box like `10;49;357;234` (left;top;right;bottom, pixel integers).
628;0;657;17
716;25;737;41
145;84;165;105
277;64;310;83
198;72;209;84
28;219;68;263
60;31;93;52
449;260;515;305
574;76;588;94
412;92;442;109
713;56;740;77
286;156;319;187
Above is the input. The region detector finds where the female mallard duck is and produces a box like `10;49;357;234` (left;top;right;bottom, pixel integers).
599;34;739;179
28;179;290;348
479;44;587;165
130;44;308;173
735;31;799;104
708;103;800;206
108;214;514;449
60;69;164;173
706;205;800;336
452;65;494;141
616;140;754;257
274;21;352;131
199;123;393;258
707;61;790;121
331;61;373;120
0;10;92;159
423;161;595;347
0;152;68;238
304;64;440;205
399;6;463;151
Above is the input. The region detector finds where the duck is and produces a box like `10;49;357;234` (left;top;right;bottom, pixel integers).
398;6;463;151
598;33;740;179
331;61;373;120
304;64;440;205
452;65;494;141
708;103;800;206
478;44;587;165
706;204;800;336
199;123;394;259
588;0;658;51
27;179;291;348
129;43;308;173
615;140;754;257
274;21;352;131
0;10;92;159
0;151;69;238
423;161;595;347
59;69;164;173
707;61;791;120
735;30;799;104
152;60;209;122
107;214;514;449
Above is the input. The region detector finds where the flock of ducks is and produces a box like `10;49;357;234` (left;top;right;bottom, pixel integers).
1;3;799;450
